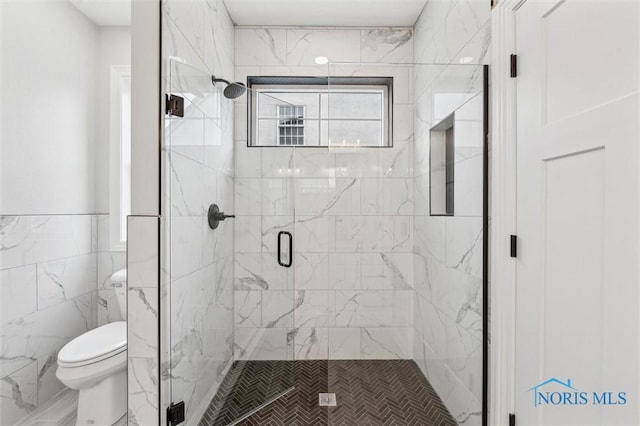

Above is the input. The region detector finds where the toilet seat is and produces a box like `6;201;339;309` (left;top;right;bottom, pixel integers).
58;321;126;367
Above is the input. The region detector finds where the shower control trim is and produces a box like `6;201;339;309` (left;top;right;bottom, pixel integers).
208;203;235;230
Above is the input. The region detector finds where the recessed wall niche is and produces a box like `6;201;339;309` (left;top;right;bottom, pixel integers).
430;113;455;216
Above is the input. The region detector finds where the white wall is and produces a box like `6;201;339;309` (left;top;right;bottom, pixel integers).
0;2;104;423
1;1;98;215
96;27;131;214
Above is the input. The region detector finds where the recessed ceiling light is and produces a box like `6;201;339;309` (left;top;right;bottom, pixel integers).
459;56;474;64
315;56;329;65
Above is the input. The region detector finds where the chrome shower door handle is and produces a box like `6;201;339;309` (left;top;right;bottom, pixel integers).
277;231;293;268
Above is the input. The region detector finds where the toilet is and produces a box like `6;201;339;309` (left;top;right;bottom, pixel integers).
57;269;127;425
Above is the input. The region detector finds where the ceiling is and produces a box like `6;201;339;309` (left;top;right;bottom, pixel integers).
222;0;429;27
70;0;131;26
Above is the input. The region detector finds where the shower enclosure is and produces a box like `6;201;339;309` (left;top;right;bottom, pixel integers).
161;54;487;425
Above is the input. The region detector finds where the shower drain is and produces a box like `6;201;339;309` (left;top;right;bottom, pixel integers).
318;393;337;406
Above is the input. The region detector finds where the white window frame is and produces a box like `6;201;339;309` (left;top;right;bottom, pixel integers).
109;65;132;252
247;76;393;148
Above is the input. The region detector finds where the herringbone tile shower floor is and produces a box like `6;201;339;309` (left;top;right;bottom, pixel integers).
199;360;457;426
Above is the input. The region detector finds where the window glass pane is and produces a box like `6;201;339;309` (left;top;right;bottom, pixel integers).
258;92;320;118
328;120;383;146
327;92;383;120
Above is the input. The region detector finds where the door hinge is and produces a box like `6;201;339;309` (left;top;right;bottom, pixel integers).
167;401;185;425
165;94;185;117
510;54;518;78
510;235;517;258
509;413;516;426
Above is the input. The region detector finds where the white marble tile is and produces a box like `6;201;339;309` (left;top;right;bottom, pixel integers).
169;153;217;217
294;179;331;217
334;290;411;328
294;290;329;328
361;327;412;359
262;291;294;328
0;215;92;270
128;216;159;288
261;216;294;254
234;178;262;216
235;28;287;66
361;28;413;63
295;253;329;290
293;149;335;178
380;141;412;178
0;361;37;425
97;251;127;289
360;253;413;290
261;147;294;178
95;214;110;253
332;216;412;253
292;327;328;360
446;217;483;279
235;291;262;328
334;148;382;178
204;120;234;176
414;216;447;264
0;265;37;323
169;217;204;280
0;293;92;377
234;143;261;177
97;289;123;326
235;253;268;290
325;178;360;216
295;216;330;253
328;253;360;290
328;327;361;360
36;351;64;407
286;29;360;66
128;357;159;426
234;328;291;361
37;253;96;310
128;288;159;358
235;216;262;253
361;179;413;215
262;179;294;216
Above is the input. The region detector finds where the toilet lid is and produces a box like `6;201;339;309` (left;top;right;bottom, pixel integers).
58;321;126;365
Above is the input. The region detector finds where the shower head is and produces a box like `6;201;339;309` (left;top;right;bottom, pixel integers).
211;76;247;99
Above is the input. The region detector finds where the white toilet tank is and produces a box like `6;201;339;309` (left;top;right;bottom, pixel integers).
111;269;127;320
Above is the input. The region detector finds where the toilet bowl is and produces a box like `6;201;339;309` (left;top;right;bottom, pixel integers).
57;269;127;425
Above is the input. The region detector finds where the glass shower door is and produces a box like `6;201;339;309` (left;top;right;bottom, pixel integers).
165;60;296;425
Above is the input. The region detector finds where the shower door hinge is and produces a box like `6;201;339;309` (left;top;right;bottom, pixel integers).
509;413;516;426
165;94;185;117
510;54;518;78
167;401;185;425
510;235;517;258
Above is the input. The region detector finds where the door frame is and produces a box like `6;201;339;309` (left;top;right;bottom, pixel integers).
489;0;524;424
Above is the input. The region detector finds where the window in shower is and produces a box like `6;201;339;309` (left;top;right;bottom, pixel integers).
247;76;393;147
277;105;305;145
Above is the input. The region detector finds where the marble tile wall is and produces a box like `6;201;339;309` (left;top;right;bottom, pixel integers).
127;215;160;425
160;0;235;424
233;27;415;361
412;1;490;424
0;215;98;425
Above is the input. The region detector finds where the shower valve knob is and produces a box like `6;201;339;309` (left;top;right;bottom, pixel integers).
208;203;235;230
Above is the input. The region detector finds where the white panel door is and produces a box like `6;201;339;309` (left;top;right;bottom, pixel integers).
514;1;640;425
